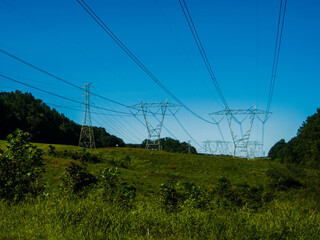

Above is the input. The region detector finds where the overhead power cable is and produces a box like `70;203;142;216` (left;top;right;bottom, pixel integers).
0;48;128;108
76;0;214;124
170;110;203;149
0;73;130;115
47;102;133;116
94;98;145;140
149;111;178;140
178;0;229;109
266;0;287;113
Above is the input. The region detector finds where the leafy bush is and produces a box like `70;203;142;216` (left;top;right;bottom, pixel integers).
100;167;136;207
209;177;267;209
47;147;101;163
108;156;131;168
178;181;207;209
0;129;44;202
232;183;265;209
266;167;303;191
159;179;179;211
61;162;97;195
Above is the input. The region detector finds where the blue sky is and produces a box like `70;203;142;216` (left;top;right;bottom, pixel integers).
0;0;319;154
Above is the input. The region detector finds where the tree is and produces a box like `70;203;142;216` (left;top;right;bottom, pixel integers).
268;108;320;168
0;91;124;147
0;129;44;202
268;139;286;160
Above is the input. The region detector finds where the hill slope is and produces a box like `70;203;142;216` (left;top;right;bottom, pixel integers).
0;91;124;147
1;140;320;239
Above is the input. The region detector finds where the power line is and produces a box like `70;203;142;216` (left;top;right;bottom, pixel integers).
178;0;229;109
266;0;287;113
92;114;141;143
94;98;145;141
0;73;131;115
0;48;128;108
46;102;133;117
153;0;223;108
170;110;203;150
76;0;214;125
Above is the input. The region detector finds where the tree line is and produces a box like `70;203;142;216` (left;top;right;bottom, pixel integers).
0;91;124;147
268;108;320;169
0;91;197;153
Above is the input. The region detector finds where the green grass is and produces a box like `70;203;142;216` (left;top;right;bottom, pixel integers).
0;141;320;239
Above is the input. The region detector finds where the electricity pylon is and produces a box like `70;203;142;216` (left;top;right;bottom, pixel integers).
248;141;263;158
210;107;270;158
187;140;191;154
129;100;180;150
204;140;232;155
79;83;95;149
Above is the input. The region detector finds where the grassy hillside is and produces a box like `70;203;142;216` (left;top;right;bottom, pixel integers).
1;140;320;239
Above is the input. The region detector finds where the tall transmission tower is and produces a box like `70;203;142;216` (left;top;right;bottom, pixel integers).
129;100;180;150
210;107;270;158
79;83;96;149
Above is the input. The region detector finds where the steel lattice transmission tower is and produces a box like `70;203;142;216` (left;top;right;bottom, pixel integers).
129;100;180;150
204;140;232;155
209;107;270;158
79;83;96;149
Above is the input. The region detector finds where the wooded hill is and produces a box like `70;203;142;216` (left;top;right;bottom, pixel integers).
0;91;124;147
0;91;196;153
268;108;320;169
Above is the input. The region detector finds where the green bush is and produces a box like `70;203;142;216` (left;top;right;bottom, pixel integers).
47;147;102;163
178;181;207;209
0;129;44;202
266;167;303;191
100;167;136;207
159;179;179;211
61;162;97;195
108;155;131;168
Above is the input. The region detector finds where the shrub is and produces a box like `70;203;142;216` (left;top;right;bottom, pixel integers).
159;179;179;211
266;167;303;191
108;156;131;168
0;129;44;202
100;167;136;207
48;144;57;157
119;156;131;168
47;147;102;163
61;162;97;195
178;181;207;209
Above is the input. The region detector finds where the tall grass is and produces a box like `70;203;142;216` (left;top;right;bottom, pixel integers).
0;141;320;239
0;191;319;239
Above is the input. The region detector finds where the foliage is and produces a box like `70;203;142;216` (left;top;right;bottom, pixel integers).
268;108;320;168
159;179;180;211
0;91;125;147
268;139;286;161
0;129;44;202
130;137;197;154
178;181;207;209
100;167;136;207
108;155;131;168
47;145;102;163
265;167;303;191
0;141;319;239
61;162;97;195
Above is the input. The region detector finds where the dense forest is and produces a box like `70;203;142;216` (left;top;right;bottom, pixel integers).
268;108;320;169
0;91;124;147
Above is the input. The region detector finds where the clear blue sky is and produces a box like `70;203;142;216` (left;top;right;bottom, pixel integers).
0;0;319;154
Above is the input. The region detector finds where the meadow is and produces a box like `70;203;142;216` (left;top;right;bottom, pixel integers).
0;139;320;239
